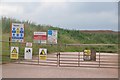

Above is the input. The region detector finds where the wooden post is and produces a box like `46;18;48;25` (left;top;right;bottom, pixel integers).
99;47;100;68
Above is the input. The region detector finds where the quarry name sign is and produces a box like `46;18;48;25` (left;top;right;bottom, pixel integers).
33;32;47;44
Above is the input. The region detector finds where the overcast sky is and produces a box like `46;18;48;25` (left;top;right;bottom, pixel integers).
0;0;118;31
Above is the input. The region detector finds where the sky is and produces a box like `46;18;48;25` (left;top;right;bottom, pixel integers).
0;0;119;31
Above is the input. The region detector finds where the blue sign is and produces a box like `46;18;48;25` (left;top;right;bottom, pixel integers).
11;23;24;42
48;30;52;35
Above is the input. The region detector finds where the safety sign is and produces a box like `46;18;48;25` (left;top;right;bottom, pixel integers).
48;30;57;44
11;23;24;42
39;48;47;60
34;32;47;44
83;49;91;61
10;47;19;59
26;42;32;47
24;47;32;59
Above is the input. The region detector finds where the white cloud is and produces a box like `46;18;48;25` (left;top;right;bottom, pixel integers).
0;3;24;17
0;2;118;31
0;0;119;2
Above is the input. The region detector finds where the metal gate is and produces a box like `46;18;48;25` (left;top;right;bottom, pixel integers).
1;41;118;68
58;52;118;68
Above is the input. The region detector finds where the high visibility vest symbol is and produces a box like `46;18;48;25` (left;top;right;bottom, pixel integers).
40;50;45;55
12;48;17;53
16;28;20;34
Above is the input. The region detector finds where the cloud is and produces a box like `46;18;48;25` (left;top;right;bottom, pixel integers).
0;2;118;31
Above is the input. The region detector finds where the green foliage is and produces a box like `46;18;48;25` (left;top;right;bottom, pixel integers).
1;17;118;63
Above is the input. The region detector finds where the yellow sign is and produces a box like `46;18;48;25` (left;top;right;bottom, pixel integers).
40;55;47;60
84;49;91;56
10;47;19;59
39;48;47;60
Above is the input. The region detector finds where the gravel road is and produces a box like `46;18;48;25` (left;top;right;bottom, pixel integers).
2;52;118;78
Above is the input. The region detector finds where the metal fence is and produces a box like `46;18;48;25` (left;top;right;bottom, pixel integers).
1;40;118;68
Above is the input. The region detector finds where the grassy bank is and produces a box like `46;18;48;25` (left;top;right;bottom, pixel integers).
1;17;118;63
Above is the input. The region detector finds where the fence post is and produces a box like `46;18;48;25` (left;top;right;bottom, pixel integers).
78;52;80;67
99;47;100;68
57;52;60;67
59;52;60;67
38;51;39;64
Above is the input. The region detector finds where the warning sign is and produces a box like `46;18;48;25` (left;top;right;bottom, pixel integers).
39;48;47;60
26;42;32;47
83;49;91;61
10;47;19;59
24;47;32;59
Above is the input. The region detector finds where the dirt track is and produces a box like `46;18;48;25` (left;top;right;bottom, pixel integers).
2;52;118;78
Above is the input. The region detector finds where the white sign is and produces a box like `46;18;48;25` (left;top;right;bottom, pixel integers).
10;47;19;59
39;48;47;60
26;42;32;47
11;23;24;42
34;32;47;44
24;47;32;59
48;30;57;44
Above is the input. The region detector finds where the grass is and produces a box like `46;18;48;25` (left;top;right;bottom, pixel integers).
1;17;118;63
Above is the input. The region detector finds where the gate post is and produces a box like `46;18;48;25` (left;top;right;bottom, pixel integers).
57;52;60;67
78;52;80;67
38;53;39;64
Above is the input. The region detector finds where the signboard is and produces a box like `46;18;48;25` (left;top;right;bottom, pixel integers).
34;32;47;44
10;47;19;59
26;42;32;47
39;48;47;60
48;30;57;44
11;23;24;42
24;47;32;59
83;49;91;61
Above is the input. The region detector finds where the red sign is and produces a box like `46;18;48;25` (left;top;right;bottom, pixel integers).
34;35;47;40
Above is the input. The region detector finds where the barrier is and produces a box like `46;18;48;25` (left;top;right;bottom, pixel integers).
1;40;118;68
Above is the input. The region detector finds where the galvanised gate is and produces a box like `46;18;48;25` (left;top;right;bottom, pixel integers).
1;41;118;68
